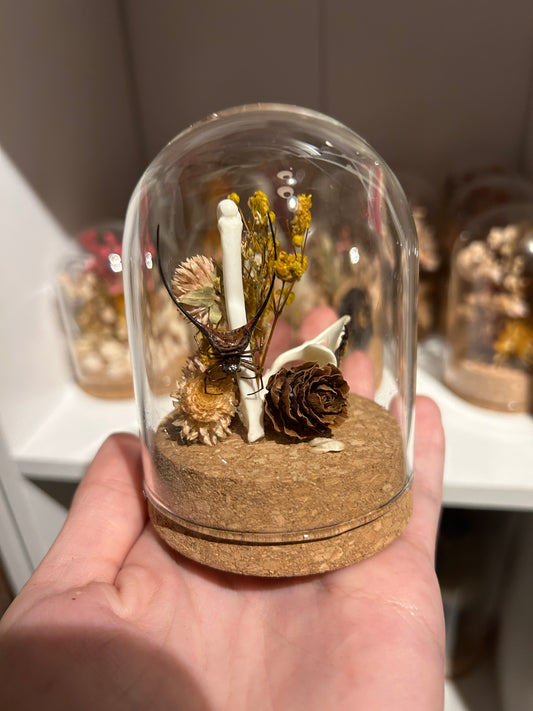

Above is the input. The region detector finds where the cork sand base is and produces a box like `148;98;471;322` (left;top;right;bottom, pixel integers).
444;358;532;412
149;394;413;577
149;489;412;577
79;376;134;400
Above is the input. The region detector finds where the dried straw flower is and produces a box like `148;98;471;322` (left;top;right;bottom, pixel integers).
264;361;349;440
455;241;502;283
171;255;223;326
171;360;238;446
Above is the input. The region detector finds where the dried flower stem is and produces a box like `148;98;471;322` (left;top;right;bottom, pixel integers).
259;220;311;370
258;283;292;371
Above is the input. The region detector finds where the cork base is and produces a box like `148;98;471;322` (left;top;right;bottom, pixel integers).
444;358;531;413
148;486;412;576
79;377;134;400
146;393;412;576
77;356;187;400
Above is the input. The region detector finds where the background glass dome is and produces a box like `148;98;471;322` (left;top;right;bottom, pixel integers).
444;203;533;412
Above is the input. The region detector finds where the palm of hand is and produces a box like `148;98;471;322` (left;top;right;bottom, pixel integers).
0;398;445;711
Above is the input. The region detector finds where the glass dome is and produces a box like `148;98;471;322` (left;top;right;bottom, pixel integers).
441;171;533;261
123;103;418;576
397;172;441;338
444;203;533;412
56;221;134;398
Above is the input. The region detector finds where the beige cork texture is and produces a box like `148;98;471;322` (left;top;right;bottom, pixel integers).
148;393;413;576
149;489;412;577
444;358;531;412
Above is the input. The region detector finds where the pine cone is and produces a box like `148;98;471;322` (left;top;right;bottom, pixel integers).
264;362;349;440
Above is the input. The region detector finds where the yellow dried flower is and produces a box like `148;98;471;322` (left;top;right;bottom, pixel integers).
291;233;304;248
274;287;296;306
227;192;240;205
171;361;238;445
196;337;219;368
248;190;270;225
290;193;312;237
494;319;533;367
273;252;308;282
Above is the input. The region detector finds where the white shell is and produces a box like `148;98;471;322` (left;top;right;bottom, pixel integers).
309;437;346;453
262;315;351;387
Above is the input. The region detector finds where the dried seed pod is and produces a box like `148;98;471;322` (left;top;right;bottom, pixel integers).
264;362;349;440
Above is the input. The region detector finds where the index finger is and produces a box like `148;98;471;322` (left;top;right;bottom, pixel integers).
403;396;445;560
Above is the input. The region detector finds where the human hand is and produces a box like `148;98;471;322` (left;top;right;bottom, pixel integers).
0;395;445;711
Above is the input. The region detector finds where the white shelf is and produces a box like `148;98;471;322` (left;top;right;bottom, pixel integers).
15;386;138;481
0;148;138;483
0;273;139;483
2;284;138;482
417;339;533;511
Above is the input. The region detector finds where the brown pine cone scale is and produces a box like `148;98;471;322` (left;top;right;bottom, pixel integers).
264;361;349;440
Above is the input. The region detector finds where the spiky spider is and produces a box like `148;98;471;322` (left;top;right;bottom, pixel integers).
156;220;276;393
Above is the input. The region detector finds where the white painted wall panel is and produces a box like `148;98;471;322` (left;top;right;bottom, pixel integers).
0;0;143;232
1;1;531;228
124;0;322;160
323;0;533;181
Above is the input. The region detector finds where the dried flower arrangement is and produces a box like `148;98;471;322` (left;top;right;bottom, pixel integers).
150;187;411;577
453;222;533;367
159;191;351;446
118;105;420;576
58;226;189;398
445;219;533;411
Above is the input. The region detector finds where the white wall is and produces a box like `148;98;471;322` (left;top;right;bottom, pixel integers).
1;0;532;233
0;0;142;232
